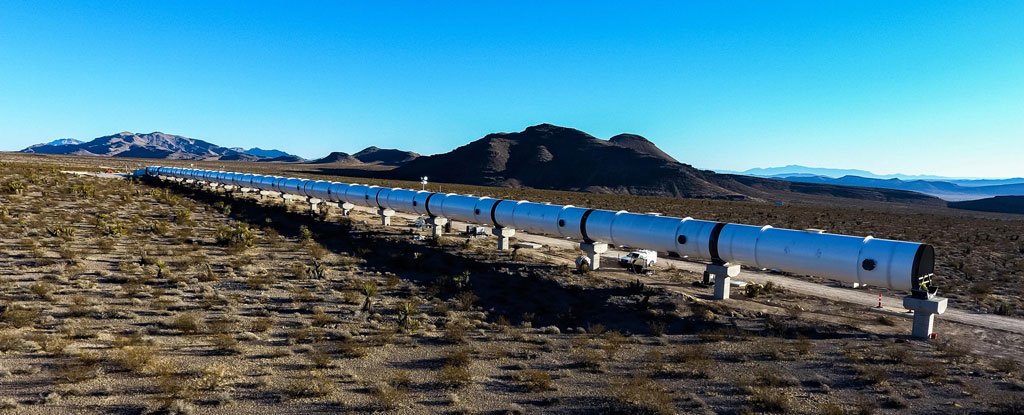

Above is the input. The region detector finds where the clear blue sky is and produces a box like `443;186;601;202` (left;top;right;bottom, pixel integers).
1;1;1022;178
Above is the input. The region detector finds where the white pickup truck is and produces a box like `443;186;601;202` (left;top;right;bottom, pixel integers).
619;249;657;271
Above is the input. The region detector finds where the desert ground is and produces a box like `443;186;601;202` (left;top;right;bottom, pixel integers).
1;153;1022;414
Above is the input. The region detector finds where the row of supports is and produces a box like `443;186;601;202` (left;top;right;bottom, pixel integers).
161;176;948;339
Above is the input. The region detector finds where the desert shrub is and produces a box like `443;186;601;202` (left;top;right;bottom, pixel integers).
282;371;337;398
169;313;204;335
46;224;76;239
211;334;242;355
2;306;40;328
30;282;56;301
601;331;627;359
748;387;792;413
214;223;256;249
249;317;275;333
370;383;407;410
0;331;26;353
608;376;674;415
113;345;158;372
310;307;334;327
444;347;473;368
191;363;237;391
28;333;70;355
306;347;334;369
935;339;972;363
514;369;555;392
443;320;468;344
855;365;888;385
436;365;472;389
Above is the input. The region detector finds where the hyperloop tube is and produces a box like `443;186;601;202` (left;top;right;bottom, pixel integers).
143;167;933;290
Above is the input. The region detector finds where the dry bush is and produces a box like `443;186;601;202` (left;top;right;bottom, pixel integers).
444;347;473;368
748;387;792;413
608;376;674;415
369;383;407;411
112;345;158;373
513;369;556;392
169;313;205;335
282;371;337;399
2;305;40;328
27;333;70;355
0;330;26;353
306;347;335;369
443;320;468;344
249;317;275;333
191;363;237;391
30;281;56;301
935;339;973;363
855;365;889;386
436;365;472;389
211;334;242;355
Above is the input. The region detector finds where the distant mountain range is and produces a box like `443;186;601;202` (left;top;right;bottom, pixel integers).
734;165;1024;187
21;132;264;160
763;175;1024;201
21;133;300;161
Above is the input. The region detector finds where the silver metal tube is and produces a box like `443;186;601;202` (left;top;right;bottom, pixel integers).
143;166;934;290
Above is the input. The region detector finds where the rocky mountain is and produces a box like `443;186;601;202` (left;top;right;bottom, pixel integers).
949;196;1024;214
21;132;260;160
22;138;84;151
608;133;678;163
385;124;941;204
352;146;420;166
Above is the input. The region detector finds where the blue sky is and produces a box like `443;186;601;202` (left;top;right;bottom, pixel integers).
1;1;1022;178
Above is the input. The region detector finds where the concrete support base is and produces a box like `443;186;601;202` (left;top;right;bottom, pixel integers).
580;242;609;270
427;216;448;238
341;202;355;216
378;208;395;226
705;263;741;300
308;198;323;215
492;227;516;251
903;296;948;339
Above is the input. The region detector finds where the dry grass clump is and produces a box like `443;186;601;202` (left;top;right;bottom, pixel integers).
513;369;556;392
282;371;338;399
112;345;159;373
747;387;793;413
436;345;474;388
608;376;674;415
2;306;40;328
169;313;205;335
369;382;408;411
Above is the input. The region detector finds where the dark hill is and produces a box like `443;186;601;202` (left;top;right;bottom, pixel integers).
353;146;420;166
949;196;1024;214
258;155;305;163
386;124;942;205
309;152;362;164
